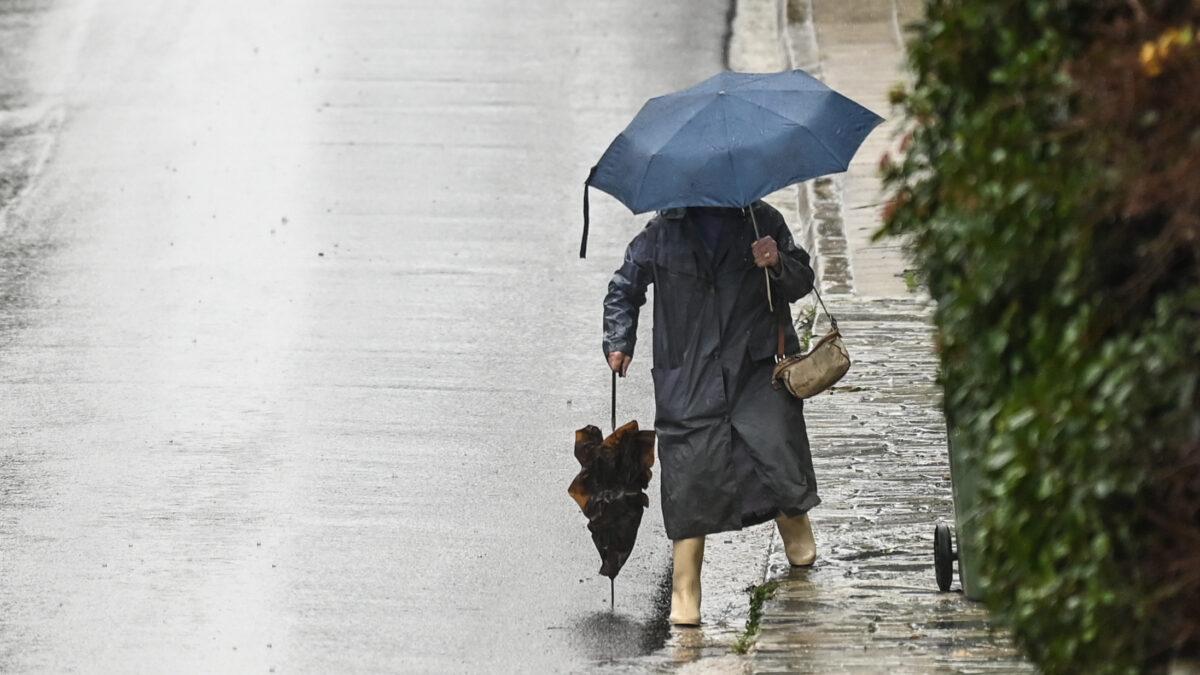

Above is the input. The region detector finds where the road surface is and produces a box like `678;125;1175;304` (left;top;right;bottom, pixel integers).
0;0;732;671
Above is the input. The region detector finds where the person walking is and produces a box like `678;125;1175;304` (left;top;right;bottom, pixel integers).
603;201;820;626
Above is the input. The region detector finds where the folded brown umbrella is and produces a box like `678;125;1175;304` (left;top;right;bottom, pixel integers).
569;416;656;606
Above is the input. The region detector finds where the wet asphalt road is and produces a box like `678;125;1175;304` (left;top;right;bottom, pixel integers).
0;0;732;671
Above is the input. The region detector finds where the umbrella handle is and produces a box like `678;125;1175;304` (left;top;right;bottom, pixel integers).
763;269;774;313
747;207;775;312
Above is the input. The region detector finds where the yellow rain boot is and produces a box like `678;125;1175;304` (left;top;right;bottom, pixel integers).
776;512;816;567
669;536;705;626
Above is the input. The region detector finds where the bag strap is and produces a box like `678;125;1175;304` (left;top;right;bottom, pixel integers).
811;283;838;331
775;282;839;361
776;310;787;362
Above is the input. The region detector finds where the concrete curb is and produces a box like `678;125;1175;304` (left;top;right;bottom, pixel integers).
643;4;831;661
723;1;828;612
727;0;822;330
0;0;97;233
0;103;64;232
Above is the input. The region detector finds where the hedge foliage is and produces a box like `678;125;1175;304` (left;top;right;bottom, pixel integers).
880;1;1200;672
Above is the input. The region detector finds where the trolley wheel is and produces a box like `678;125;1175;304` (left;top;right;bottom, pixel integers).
934;522;957;592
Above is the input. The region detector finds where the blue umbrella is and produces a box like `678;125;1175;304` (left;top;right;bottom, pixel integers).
580;69;883;258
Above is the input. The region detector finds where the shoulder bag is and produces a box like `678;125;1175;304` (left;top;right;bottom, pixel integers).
771;286;850;399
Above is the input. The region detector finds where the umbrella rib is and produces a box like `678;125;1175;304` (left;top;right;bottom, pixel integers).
629;103;719;211
630;142;662;214
722;71;775;93
725;91;874;166
718;95;745;206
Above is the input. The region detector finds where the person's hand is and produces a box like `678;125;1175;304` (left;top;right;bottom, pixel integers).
607;351;632;377
752;236;780;268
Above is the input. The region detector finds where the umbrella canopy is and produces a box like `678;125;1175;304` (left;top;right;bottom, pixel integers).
580;69;883;257
568;421;656;583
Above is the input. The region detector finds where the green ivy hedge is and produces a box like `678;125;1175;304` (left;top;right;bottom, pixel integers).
880;1;1200;672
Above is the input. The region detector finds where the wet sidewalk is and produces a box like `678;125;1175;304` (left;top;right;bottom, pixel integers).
737;1;1035;672
751;296;1032;673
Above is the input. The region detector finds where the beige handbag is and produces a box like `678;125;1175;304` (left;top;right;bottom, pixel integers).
771;288;850;399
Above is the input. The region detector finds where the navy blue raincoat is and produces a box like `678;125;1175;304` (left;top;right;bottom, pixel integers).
603;201;820;540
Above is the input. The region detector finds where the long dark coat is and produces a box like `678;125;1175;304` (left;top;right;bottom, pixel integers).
603;201;820;541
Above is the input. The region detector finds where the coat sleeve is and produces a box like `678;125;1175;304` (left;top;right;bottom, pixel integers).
602;226;655;357
757;203;816;303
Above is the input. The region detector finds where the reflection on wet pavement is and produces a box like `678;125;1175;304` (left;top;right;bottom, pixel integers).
568;573;672;668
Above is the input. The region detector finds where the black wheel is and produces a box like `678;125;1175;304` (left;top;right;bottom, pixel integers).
934;522;956;592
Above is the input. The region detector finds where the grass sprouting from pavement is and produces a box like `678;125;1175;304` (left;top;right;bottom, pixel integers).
796;304;817;352
731;581;780;654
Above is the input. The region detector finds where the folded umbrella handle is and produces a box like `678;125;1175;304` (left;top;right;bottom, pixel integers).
611;369;617;433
